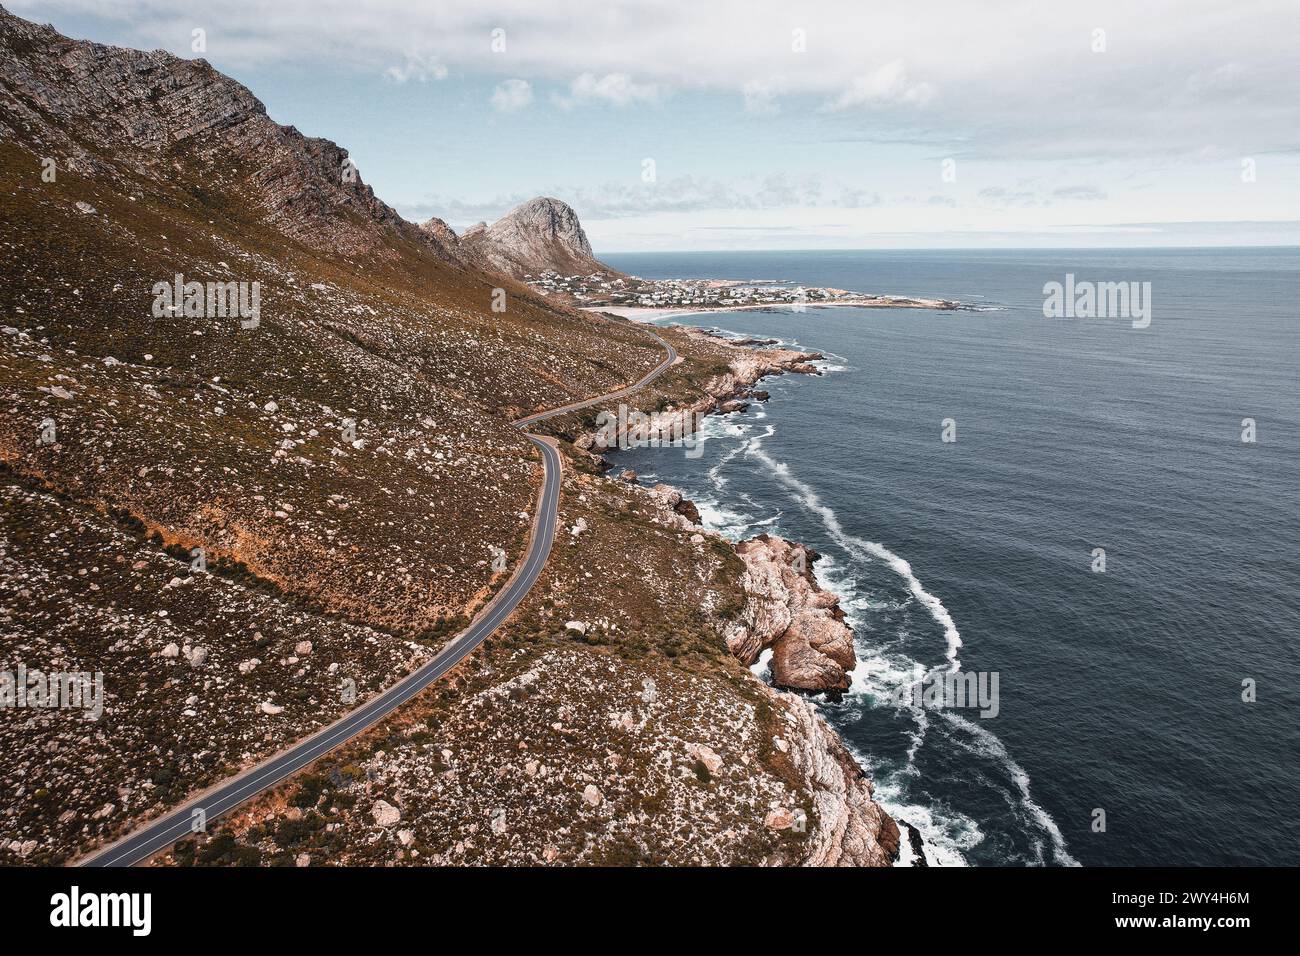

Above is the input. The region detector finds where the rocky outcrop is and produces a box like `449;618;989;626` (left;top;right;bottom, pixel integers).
455;197;615;280
771;690;900;866
726;536;857;692
415;216;462;259
630;481;856;693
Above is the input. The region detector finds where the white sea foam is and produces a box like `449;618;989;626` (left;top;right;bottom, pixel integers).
706;422;758;491
692;495;755;539
942;710;1079;866
744;438;963;668
746;429;1078;867
842;740;982;868
812;348;852;375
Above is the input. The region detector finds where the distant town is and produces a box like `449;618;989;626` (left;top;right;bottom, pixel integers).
522;270;965;313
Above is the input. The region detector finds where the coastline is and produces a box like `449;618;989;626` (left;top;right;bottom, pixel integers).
584;295;966;322
586;321;906;864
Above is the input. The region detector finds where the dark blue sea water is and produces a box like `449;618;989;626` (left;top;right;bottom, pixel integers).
602;248;1300;866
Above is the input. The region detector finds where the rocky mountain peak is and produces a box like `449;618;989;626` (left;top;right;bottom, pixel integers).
489;196;594;259
458;196;617;280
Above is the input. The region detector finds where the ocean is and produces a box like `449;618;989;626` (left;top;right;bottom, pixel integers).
601;247;1300;866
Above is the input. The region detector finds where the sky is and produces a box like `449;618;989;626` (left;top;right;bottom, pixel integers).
13;0;1300;253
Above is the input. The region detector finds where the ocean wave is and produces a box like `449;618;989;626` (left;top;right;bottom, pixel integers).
942;711;1079;866
743;429;1078;867
743;438;963;668
842;740;982;868
705;421;762;491
692;495;753;539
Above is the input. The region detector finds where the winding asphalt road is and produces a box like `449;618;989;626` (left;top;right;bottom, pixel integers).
82;329;677;867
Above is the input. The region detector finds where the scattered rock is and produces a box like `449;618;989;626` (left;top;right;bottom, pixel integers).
686;743;724;776
765;808;796;830
371;800;401;827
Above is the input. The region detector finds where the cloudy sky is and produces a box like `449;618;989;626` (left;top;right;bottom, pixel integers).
15;0;1300;251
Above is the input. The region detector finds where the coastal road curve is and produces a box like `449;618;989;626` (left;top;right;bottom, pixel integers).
81;326;678;867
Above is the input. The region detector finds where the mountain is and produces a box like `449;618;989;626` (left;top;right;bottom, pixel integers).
424;196;620;280
0;10;464;264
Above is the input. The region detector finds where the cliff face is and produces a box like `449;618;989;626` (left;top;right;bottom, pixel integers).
449;196;618;280
0;7;457;262
772;690;900;865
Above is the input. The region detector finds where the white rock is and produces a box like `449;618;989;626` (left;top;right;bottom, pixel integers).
238;658;261;674
371;800;401;827
295;853;312;867
259;701;284;715
294;640;313;656
581;784;603;808
159;643;180;659
565;620;588;635
397;829;415;846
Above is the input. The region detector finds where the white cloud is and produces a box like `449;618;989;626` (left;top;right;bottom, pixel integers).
382;51;447;84
490;78;533;112
825;60;935;110
554;72;663;109
14;0;1300;158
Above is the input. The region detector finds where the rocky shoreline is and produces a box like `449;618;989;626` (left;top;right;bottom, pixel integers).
575;326;823;458
601;327;901;864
